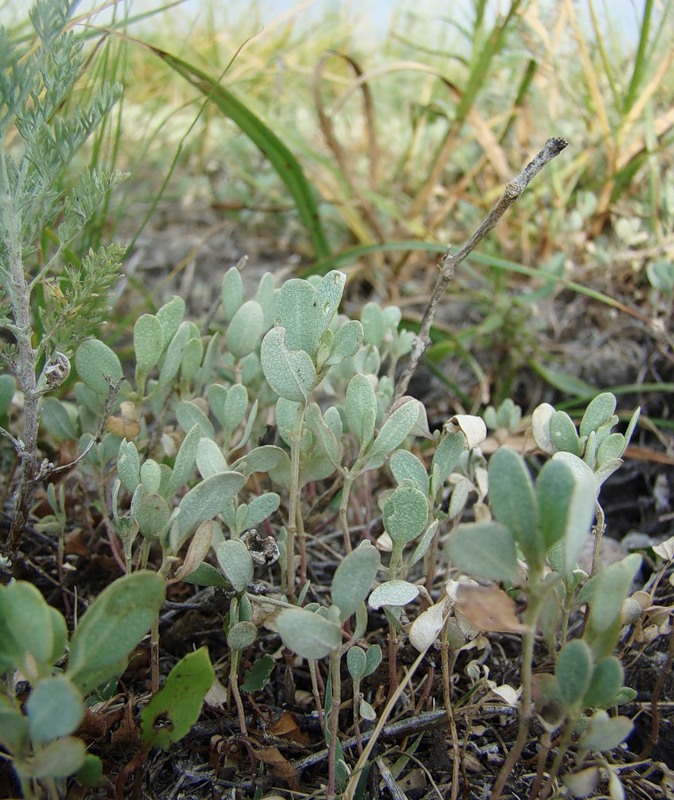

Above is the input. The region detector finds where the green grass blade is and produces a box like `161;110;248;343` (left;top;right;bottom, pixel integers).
151;46;331;261
623;0;654;113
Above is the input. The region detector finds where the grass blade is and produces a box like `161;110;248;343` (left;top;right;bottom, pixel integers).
151;46;331;261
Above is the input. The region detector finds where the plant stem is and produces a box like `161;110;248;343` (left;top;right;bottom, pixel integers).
343;644;431;800
394;137;569;404
441;623;461;800
1;152;41;561
327;650;342;800
339;471;356;554
286;403;306;601
488;582;543;800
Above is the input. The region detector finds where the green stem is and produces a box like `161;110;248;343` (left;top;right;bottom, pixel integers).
327;650;342;800
338;470;357;554
488;576;544;800
537;719;576;800
285;403;306;601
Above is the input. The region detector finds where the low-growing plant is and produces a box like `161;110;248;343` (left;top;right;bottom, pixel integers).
0;571;165;799
0;0;125;562
1;4;663;797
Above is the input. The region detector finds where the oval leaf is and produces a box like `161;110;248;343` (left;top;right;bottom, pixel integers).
332;542;381;622
276;608;341;660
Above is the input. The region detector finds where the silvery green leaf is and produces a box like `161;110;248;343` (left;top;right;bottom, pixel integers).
23;736;86;780
368;580;419;609
181;562;229;589
315;328;334;371
359;700;376;721
577;711;633;754
550;411;581;455
305;403;340;466
207;383;229;429
75;339;123;395
583;656;624;709
158;321;191;387
260;327;317;402
140;459;162;494
0;581;58;676
223;383;249;432
117;439;141;493
227;300;264;359
583;430;598;469
431;431;466;494
177;472;246;543
488;448;542;568
445;522;519;584
136;493;170;540
624;406;640;448
255;271;276;329
361;302;384;347
26;675;84;744
196;437;228;478
216;540;254;593
275;397;302;446
180;337;204;382
41;398;77;441
276;278;321;356
580;393;617;438
596;433;626;467
168;424;201;492
383;481;429;547
594;457;624;487
276;608;341;660
227;621;257;651
133;314;163;375
587;554;642;646
242;492;280;529
390;449;429;494
314;271;346;337
364;643;382;676
324;405;343;438
176;399;215;439
537;458;596;571
347;646;367;681
448;476;472;520
232;445;286;475
196;331;221;388
231;398;259;451
408;520;439;567
345;373;377;448
555;639;592;708
324;319;363;366
221;266;243;323
156;296;186;350
368;399;422;460
331;542;381;622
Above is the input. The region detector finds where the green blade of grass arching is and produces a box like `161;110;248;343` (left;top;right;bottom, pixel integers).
149;46;330;262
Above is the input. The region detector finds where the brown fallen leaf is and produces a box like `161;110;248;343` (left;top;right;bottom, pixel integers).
270;710;309;745
255;745;300;791
455;584;528;634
